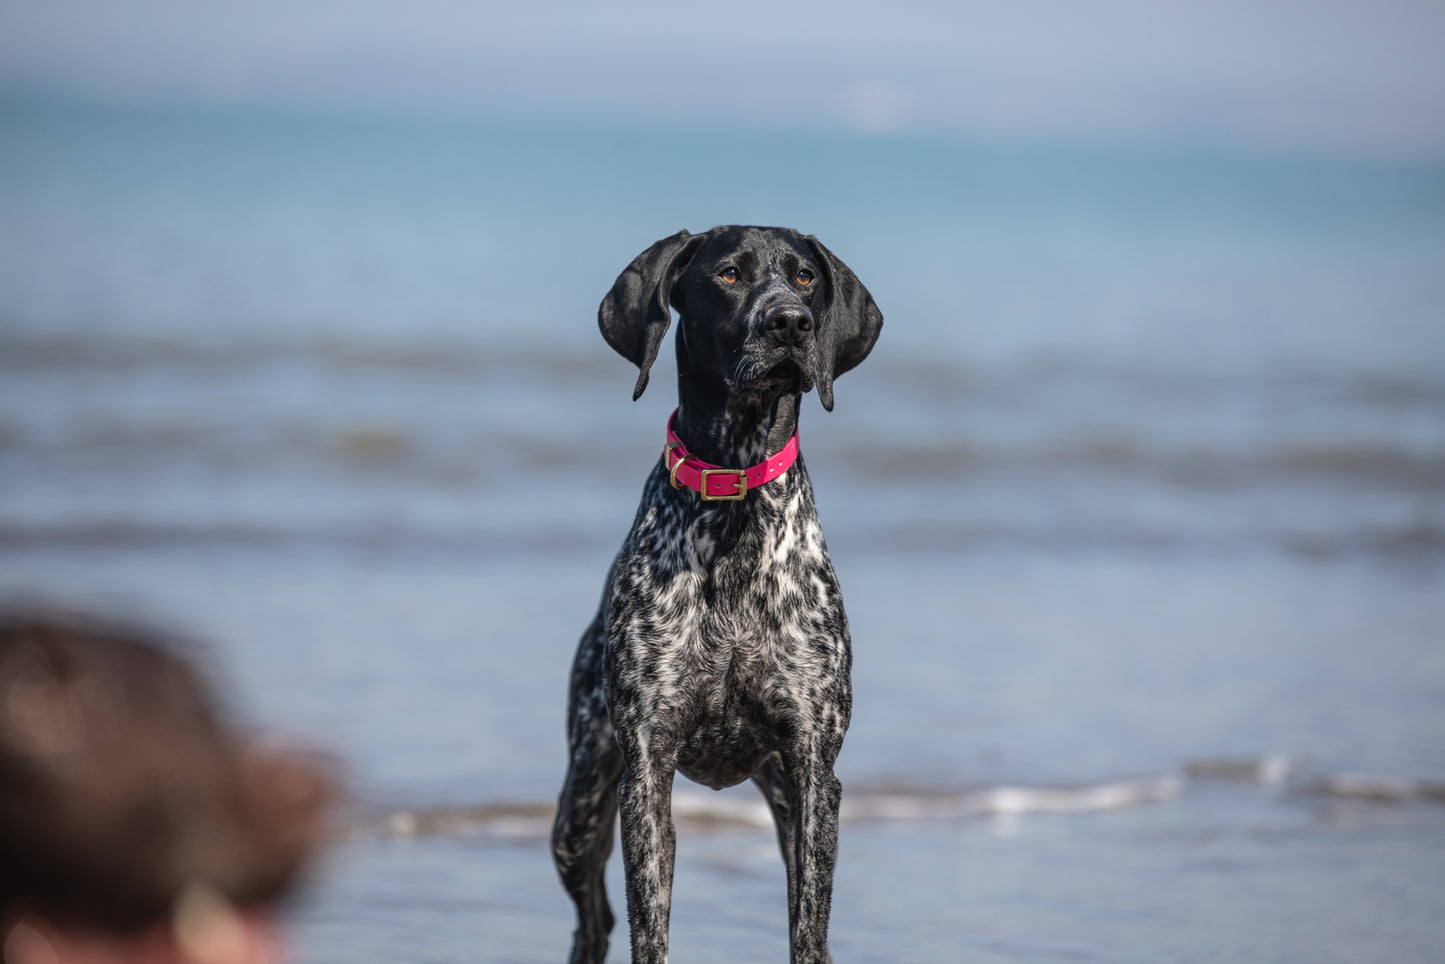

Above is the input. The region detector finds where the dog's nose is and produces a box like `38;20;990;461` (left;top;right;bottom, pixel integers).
763;304;815;346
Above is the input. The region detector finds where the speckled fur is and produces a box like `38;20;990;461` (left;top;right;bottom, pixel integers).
553;227;881;964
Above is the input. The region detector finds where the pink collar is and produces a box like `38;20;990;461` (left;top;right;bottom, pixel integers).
663;408;799;501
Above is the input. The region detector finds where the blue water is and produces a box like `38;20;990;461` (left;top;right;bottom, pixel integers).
2;100;1444;961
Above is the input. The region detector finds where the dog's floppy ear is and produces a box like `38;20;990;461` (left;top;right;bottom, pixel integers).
805;236;883;411
599;229;705;400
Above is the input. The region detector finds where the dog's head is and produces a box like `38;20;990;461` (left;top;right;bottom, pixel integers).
599;226;882;411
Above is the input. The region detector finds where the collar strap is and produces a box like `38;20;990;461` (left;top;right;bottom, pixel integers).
663;408;799;501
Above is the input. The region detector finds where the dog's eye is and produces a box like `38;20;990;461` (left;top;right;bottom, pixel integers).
720;268;739;284
796;269;814;286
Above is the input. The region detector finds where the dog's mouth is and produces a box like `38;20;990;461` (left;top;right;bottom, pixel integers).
731;347;817;395
775;356;817;393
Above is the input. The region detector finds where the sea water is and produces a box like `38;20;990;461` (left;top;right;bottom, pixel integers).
2;100;1443;962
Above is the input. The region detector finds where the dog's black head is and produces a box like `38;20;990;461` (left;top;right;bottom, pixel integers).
598;226;882;412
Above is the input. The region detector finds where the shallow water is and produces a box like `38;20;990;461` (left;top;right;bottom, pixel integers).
2;101;1443;960
13;550;1444;962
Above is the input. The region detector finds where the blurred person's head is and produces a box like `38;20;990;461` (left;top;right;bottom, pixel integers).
0;608;334;964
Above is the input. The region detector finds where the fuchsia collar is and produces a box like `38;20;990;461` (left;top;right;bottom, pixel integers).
663;408;799;501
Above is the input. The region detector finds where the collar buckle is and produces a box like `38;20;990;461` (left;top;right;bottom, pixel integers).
699;468;747;501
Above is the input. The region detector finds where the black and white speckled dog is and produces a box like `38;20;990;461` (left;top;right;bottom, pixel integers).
552;225;882;964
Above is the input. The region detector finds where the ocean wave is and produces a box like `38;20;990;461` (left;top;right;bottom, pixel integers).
0;520;611;555
830;439;1445;489
4;329;1440;492
0;330;612;379
1184;754;1293;785
343;759;1445;842
5;330;1442;408
1306;772;1445;804
346;777;1185;842
3;517;1442;561
845;519;1445;559
4;418;1441;491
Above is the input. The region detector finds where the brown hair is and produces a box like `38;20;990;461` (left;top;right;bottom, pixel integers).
0;608;334;931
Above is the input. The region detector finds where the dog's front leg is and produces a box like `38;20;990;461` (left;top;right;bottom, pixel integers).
617;748;678;964
752;754;800;936
785;754;843;964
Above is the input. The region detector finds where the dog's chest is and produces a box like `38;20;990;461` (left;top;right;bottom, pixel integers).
611;481;848;787
649;483;832;646
607;471;849;720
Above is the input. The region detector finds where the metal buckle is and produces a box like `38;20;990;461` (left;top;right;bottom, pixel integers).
700;468;747;501
664;442;685;489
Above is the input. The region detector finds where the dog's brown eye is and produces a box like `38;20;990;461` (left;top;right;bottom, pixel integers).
796;269;814;286
720;267;739;284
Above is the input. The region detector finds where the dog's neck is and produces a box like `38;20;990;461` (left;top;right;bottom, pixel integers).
675;372;801;470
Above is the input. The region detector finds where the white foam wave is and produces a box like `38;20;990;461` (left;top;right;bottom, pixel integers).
347;757;1445;842
351;776;1185;842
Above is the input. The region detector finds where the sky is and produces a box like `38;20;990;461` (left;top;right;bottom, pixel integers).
2;0;1444;157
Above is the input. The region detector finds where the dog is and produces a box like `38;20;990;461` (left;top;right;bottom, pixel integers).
552;226;882;964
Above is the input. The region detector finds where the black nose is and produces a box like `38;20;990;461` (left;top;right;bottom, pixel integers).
764;304;815;347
